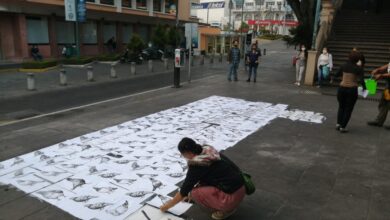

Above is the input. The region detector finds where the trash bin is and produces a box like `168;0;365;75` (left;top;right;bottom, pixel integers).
365;79;377;95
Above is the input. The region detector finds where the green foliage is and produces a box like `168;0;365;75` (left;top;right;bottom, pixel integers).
167;26;180;47
152;24;168;49
95;54;121;61
22;60;58;69
239;22;249;32
127;34;145;54
260;34;283;40
62;57;94;65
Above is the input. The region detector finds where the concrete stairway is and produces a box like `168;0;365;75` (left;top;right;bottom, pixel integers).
326;10;390;88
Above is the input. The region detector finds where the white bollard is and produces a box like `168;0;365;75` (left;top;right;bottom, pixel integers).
210;54;214;64
191;56;194;67
130;62;136;75
27;72;35;91
219;54;223;63
60;69;67;86
87;66;94;81
110;63;117;78
164;58;169;70
148;60;153;72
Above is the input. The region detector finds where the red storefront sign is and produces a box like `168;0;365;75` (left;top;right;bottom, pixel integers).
248;20;299;26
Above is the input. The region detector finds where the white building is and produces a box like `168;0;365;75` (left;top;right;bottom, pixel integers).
228;0;298;35
195;1;227;28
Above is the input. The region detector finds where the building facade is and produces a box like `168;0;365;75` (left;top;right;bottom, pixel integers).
229;0;298;35
0;0;199;61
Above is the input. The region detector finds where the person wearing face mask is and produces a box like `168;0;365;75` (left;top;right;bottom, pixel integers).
317;47;333;88
295;45;307;86
246;43;261;82
160;137;245;220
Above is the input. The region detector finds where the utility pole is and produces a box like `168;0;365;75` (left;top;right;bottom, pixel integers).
173;0;181;88
229;0;232;34
240;0;245;56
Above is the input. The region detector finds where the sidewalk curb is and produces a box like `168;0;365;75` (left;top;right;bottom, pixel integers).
19;65;59;73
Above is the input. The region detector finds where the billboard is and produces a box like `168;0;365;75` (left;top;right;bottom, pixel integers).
65;0;77;21
192;1;225;9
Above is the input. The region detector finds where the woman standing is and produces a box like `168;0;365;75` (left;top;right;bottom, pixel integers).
335;50;367;133
246;44;261;83
295;45;307;86
317;47;333;88
160;137;245;219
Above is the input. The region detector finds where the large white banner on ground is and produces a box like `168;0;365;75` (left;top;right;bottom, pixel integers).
0;96;325;220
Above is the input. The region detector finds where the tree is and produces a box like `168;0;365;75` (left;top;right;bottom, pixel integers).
286;0;317;48
127;34;145;54
239;22;249;32
152;24;168;50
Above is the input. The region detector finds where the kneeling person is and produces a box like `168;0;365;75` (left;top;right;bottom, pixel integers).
160;137;245;220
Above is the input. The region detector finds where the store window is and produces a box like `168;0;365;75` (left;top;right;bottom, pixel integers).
255;0;264;6
103;23;116;43
136;0;147;10
122;0;132;8
138;25;149;41
100;0;114;5
56;21;75;44
165;0;177;14
26;17;49;44
82;21;97;44
123;24;133;43
153;0;162;12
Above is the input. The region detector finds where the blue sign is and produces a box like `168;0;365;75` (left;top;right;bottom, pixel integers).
77;0;86;22
192;1;225;9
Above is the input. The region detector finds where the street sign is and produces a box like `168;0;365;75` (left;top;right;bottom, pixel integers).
191;1;225;9
185;23;198;49
77;0;86;22
65;0;77;21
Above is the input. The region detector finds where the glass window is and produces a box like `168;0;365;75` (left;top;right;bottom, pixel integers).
235;13;241;20
82;21;97;44
153;0;162;12
138;25;149;41
122;24;133;43
122;0;132;8
245;14;252;21
56;21;75;44
26;17;49;44
103;23;116;43
136;0;147;10
165;0;177;14
100;0;114;5
255;0;264;5
86;0;95;2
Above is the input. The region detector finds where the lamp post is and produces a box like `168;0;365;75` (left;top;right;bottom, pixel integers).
240;0;245;56
173;0;181;88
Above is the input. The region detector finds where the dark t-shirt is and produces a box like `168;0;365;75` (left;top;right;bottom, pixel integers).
179;154;244;196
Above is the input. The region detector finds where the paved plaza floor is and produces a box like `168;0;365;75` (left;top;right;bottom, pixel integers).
0;40;389;220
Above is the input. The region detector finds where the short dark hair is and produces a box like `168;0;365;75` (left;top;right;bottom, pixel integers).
178;137;203;155
233;40;238;44
348;50;361;63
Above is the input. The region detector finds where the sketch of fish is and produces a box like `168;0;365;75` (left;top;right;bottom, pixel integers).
136;173;158;178
117;125;126;129
13;169;24;177
137;134;154;138
17;179;45;186
134;156;153;160
61;163;83;169
37;190;64;200
98;147;119;152
100;157;110;164
131;162;148;170
113;160;132;164
113;178;136;185
150;166;169;172
46;159;56;165
106;200;128;216
99;173;120;178
99;130;112;135
58;143;68;148
147;150;164;154
106;153;123;158
34;150;44;156
167;173;185;178
80;155;100;160
40;155;50;161
89;166;107;175
66;178;86;190
11;157;24;166
150;178;163;191
119;141;133;144
128;145;147;150
80;144;92;151
126;191;151;198
115;150;133;154
0;164;4;169
80;136;89;141
93;187;117;194
41;170;66;177
85;202;112;210
157;194;170;203
71;195;98;203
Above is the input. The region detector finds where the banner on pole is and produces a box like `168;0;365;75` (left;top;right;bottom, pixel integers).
77;0;86;22
185;23;199;49
65;0;77;21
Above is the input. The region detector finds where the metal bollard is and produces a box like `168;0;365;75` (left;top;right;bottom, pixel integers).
200;55;204;65
87;66;94;81
190;56;194;67
148;60;153;72
27;72;35;91
263;48;266;55
60;69;67;86
219;54;223;63
210;54;214;64
110;63;117;78
130;62;136;75
163;58;169;70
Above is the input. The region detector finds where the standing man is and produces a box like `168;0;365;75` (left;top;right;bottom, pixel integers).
227;40;241;82
246;43;261;83
367;62;390;129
